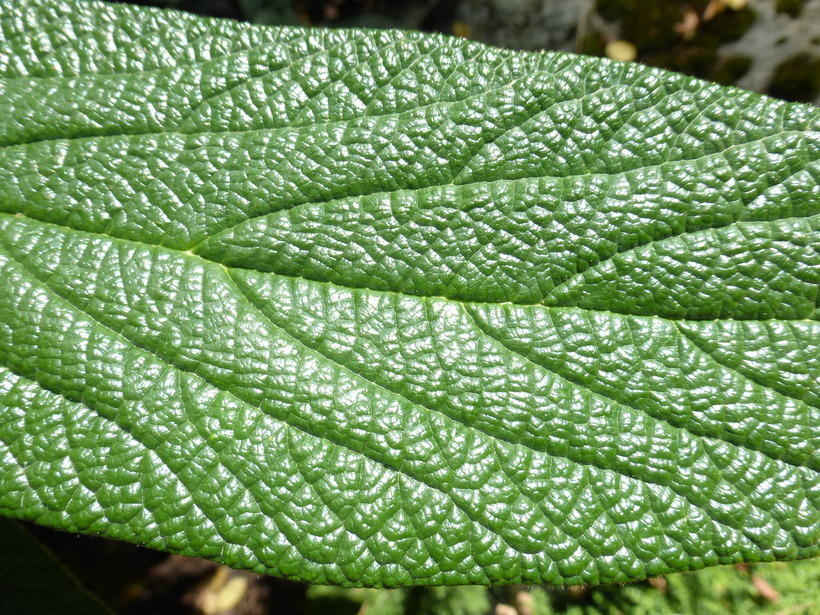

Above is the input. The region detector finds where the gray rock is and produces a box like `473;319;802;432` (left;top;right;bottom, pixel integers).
721;0;820;104
456;0;589;52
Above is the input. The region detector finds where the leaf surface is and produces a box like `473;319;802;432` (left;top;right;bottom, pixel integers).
0;0;818;588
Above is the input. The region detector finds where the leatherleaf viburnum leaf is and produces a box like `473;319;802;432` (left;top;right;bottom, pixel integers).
0;0;818;589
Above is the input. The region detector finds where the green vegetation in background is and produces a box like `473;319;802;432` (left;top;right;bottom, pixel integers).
769;52;820;103
590;0;756;83
13;521;820;613
776;0;807;18
0;519;113;615
300;561;820;615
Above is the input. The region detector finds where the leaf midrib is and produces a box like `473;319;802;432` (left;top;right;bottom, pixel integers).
1;210;815;475
2;208;817;323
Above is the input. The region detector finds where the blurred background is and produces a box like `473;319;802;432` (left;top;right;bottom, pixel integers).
118;0;820;104
5;2;817;615
10;518;820;615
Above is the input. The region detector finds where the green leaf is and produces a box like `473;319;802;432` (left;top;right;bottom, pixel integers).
0;0;817;588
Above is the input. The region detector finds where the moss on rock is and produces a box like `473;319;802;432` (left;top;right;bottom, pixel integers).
768;52;820;102
593;0;756;81
709;54;754;85
775;0;806;17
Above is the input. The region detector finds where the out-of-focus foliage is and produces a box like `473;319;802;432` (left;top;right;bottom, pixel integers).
237;0;301;25
11;522;820;614
0;519;113;615
298;560;820;615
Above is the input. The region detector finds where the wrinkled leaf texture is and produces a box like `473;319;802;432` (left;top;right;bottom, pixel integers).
0;0;818;588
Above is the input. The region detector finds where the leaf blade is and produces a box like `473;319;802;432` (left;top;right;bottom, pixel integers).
0;0;817;588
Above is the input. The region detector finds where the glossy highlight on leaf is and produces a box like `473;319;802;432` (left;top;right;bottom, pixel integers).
0;0;818;588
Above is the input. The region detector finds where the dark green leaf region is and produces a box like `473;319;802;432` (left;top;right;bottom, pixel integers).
0;0;817;588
